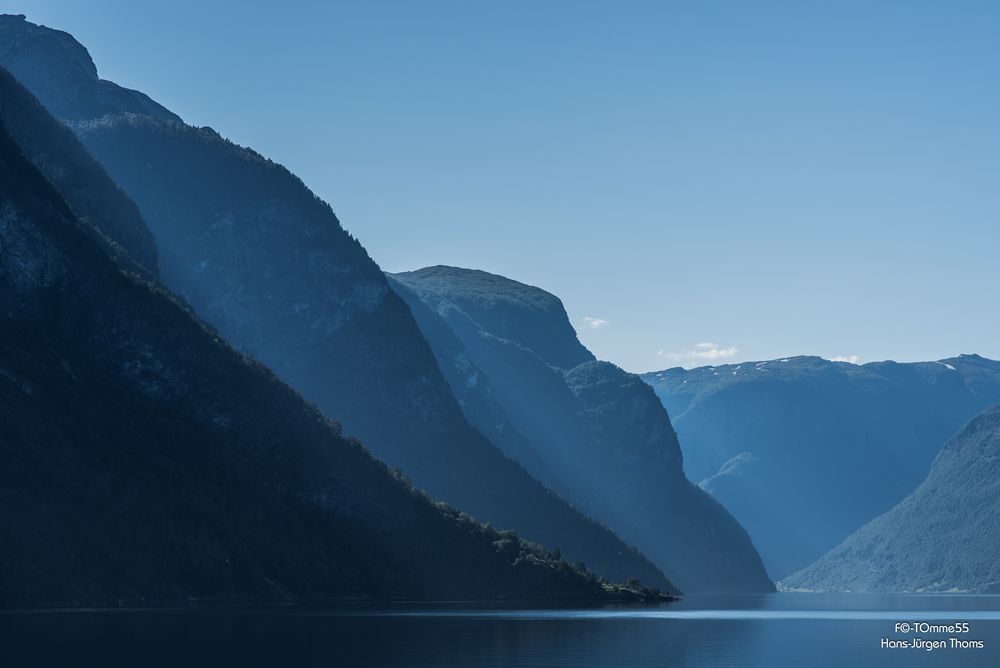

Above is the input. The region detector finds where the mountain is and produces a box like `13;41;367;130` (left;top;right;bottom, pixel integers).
784;403;1000;592
0;14;672;591
0;14;177;123
641;355;1000;579
390;266;774;593
0;112;648;606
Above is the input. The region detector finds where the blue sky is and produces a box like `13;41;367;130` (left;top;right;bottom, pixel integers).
8;1;1000;371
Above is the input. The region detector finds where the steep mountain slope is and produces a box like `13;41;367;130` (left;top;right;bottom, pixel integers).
0;119;635;607
391;266;774;593
0;65;158;273
642;355;1000;578
0;13;671;591
784;404;1000;592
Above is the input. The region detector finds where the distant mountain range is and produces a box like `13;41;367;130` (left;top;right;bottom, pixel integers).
642;355;1000;579
0;78;632;605
390;266;774;593
784;402;1000;593
0;13;676;593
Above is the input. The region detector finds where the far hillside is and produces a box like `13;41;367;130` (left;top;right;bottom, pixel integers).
642;354;1000;578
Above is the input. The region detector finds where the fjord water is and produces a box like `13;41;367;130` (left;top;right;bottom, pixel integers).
4;594;999;667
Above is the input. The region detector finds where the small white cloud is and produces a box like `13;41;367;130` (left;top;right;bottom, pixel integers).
658;342;739;366
828;355;860;364
583;316;610;330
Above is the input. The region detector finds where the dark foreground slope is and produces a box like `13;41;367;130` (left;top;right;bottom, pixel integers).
0;123;643;607
784;404;1000;592
391;267;773;593
642;355;1000;579
0;13;671;591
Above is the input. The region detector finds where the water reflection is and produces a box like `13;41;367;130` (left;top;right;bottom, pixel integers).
2;594;999;667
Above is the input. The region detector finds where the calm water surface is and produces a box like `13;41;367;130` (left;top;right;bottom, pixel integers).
3;593;1000;667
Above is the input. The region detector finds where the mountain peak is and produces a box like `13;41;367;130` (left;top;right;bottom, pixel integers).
393;265;594;370
0;14;178;123
0;13;97;78
398;265;569;312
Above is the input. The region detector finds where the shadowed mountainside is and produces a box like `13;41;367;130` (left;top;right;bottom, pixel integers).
0;115;647;607
390;266;774;593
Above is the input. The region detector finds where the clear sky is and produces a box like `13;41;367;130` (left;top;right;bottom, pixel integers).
7;1;1000;371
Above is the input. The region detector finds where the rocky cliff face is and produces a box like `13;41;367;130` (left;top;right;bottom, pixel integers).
784;403;1000;593
0;14;672;591
642;354;1000;579
391;266;774;593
